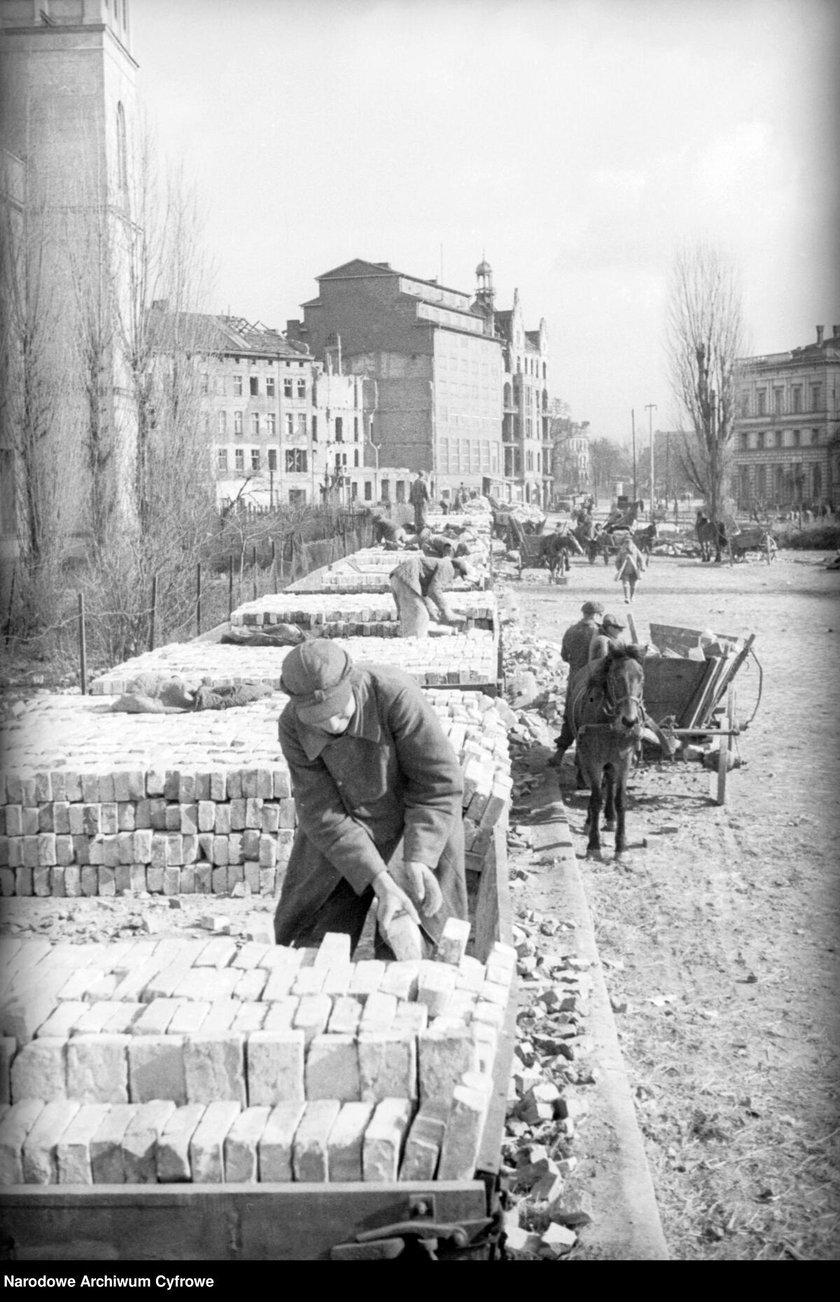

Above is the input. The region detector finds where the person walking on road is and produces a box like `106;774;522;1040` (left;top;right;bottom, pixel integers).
389;553;473;637
274;641;468;959
409;470;431;533
614;533;645;603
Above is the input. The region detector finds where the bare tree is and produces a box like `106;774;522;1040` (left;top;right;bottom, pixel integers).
665;243;746;554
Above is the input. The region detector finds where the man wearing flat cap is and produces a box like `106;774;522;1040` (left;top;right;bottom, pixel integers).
588;612;626;663
549;601;604;770
274;641;468;957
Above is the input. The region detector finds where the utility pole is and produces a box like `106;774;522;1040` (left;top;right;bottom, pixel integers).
645;402;657;514
631;408;637;504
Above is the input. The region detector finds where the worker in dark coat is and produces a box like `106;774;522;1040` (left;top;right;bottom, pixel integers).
389;553;472;637
409;470;431;532
548;601;604;770
274;641;468;958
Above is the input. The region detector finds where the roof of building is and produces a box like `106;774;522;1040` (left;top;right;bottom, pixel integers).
315;257;471;300
147;308;310;359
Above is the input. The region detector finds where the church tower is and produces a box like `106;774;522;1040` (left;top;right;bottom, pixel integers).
472;256;496;332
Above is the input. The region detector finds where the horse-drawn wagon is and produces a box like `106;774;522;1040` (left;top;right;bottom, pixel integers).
637;618;761;804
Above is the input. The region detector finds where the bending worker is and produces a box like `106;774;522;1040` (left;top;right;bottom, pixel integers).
389;553;473;637
274;641;468;958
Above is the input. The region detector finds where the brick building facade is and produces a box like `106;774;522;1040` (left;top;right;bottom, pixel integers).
732;324;840;512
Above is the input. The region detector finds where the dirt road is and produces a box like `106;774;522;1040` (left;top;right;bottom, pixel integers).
514;546;840;1259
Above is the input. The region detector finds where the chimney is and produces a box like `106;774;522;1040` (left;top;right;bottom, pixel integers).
816;325;824;344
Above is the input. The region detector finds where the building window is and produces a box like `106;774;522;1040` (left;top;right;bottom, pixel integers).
234;411;243;436
335;417;343;441
775;430;783;448
250;376;259;397
381;479;390;501
267;448;277;471
792;386;802;413
203;413;210;435
354;417;360;441
217;411;226;435
251;413;259;436
286;414;294;437
354;449;359;467
773;388;783;415
285;449;307;473
297;379;306;399
811;383;822;410
217;448;228;472
234;448;244;471
233;375;243;397
266;376;275;398
756;431;764;450
364;481;372;501
756;389;767;416
312;416;318;442
201;373;209;395
297;413;307;437
811;428;820;445
284;379;293;398
266;413;276;436
739;431;748;451
250;448;261;471
792;429;800;447
739;390;750;417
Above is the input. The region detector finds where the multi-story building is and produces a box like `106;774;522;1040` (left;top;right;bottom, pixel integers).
551;418;592;499
493;287;551;505
151;310;370;510
0;0;140;552
289;258;535;504
732;324;840;511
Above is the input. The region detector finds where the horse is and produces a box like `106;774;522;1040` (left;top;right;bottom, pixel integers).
696;513;727;563
572;647;646;859
544;528;584;581
632;522;658;558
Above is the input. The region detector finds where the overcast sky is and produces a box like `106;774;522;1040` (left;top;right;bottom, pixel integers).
132;0;840;444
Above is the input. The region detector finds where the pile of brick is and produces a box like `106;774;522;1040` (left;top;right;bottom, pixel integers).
0;926;515;1186
0;691;510;897
229;590;498;636
88;632;498;696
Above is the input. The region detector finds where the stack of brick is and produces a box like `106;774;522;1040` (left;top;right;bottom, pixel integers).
88;633;498;696
229;591;498;637
0;929;516;1186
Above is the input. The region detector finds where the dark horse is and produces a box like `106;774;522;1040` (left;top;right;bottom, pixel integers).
696;512;727;563
544;528;583;580
572;647;645;859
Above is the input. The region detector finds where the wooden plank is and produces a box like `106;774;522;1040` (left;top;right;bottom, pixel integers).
0;1183;487;1262
649;622;741;657
641;658;709;727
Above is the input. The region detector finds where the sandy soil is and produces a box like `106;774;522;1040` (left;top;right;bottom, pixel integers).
516;545;840;1260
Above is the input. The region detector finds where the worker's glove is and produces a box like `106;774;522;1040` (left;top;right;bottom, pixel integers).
400;861;444;918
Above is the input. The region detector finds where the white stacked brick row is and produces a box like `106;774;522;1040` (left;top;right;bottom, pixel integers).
88;632;498;696
229;590;498;635
0;931;516;1185
292;536;491;594
0;690;509;896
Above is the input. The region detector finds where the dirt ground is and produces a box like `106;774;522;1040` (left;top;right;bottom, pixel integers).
514;544;840;1260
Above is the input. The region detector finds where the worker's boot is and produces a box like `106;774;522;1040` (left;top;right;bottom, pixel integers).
547;743;566;771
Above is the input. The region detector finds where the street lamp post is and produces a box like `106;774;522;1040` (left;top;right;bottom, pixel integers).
645;402;657;515
631;408;637;504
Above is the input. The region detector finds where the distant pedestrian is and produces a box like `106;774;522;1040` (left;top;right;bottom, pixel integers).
409;471;431;533
615;533;645;603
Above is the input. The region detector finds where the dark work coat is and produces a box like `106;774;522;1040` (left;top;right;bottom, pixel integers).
274;664;467;948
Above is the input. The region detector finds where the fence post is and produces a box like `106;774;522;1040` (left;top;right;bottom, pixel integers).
228;555;234;619
4;563;16;644
252;545;257;601
271;538;277;593
78;592;87;695
148;576;157;651
196;562;202;636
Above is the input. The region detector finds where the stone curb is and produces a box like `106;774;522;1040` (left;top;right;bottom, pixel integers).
517;771;669;1261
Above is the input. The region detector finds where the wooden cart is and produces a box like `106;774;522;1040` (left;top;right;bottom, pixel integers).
632;618;761;805
0;831;514;1263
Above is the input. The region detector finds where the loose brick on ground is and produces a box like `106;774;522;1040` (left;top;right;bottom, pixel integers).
22;1099;81;1184
189;1101;242;1183
363;1098;413;1182
56;1103;108;1184
258;1102;305;1182
155;1104;206;1182
224;1106;271;1183
292;1100;342;1182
